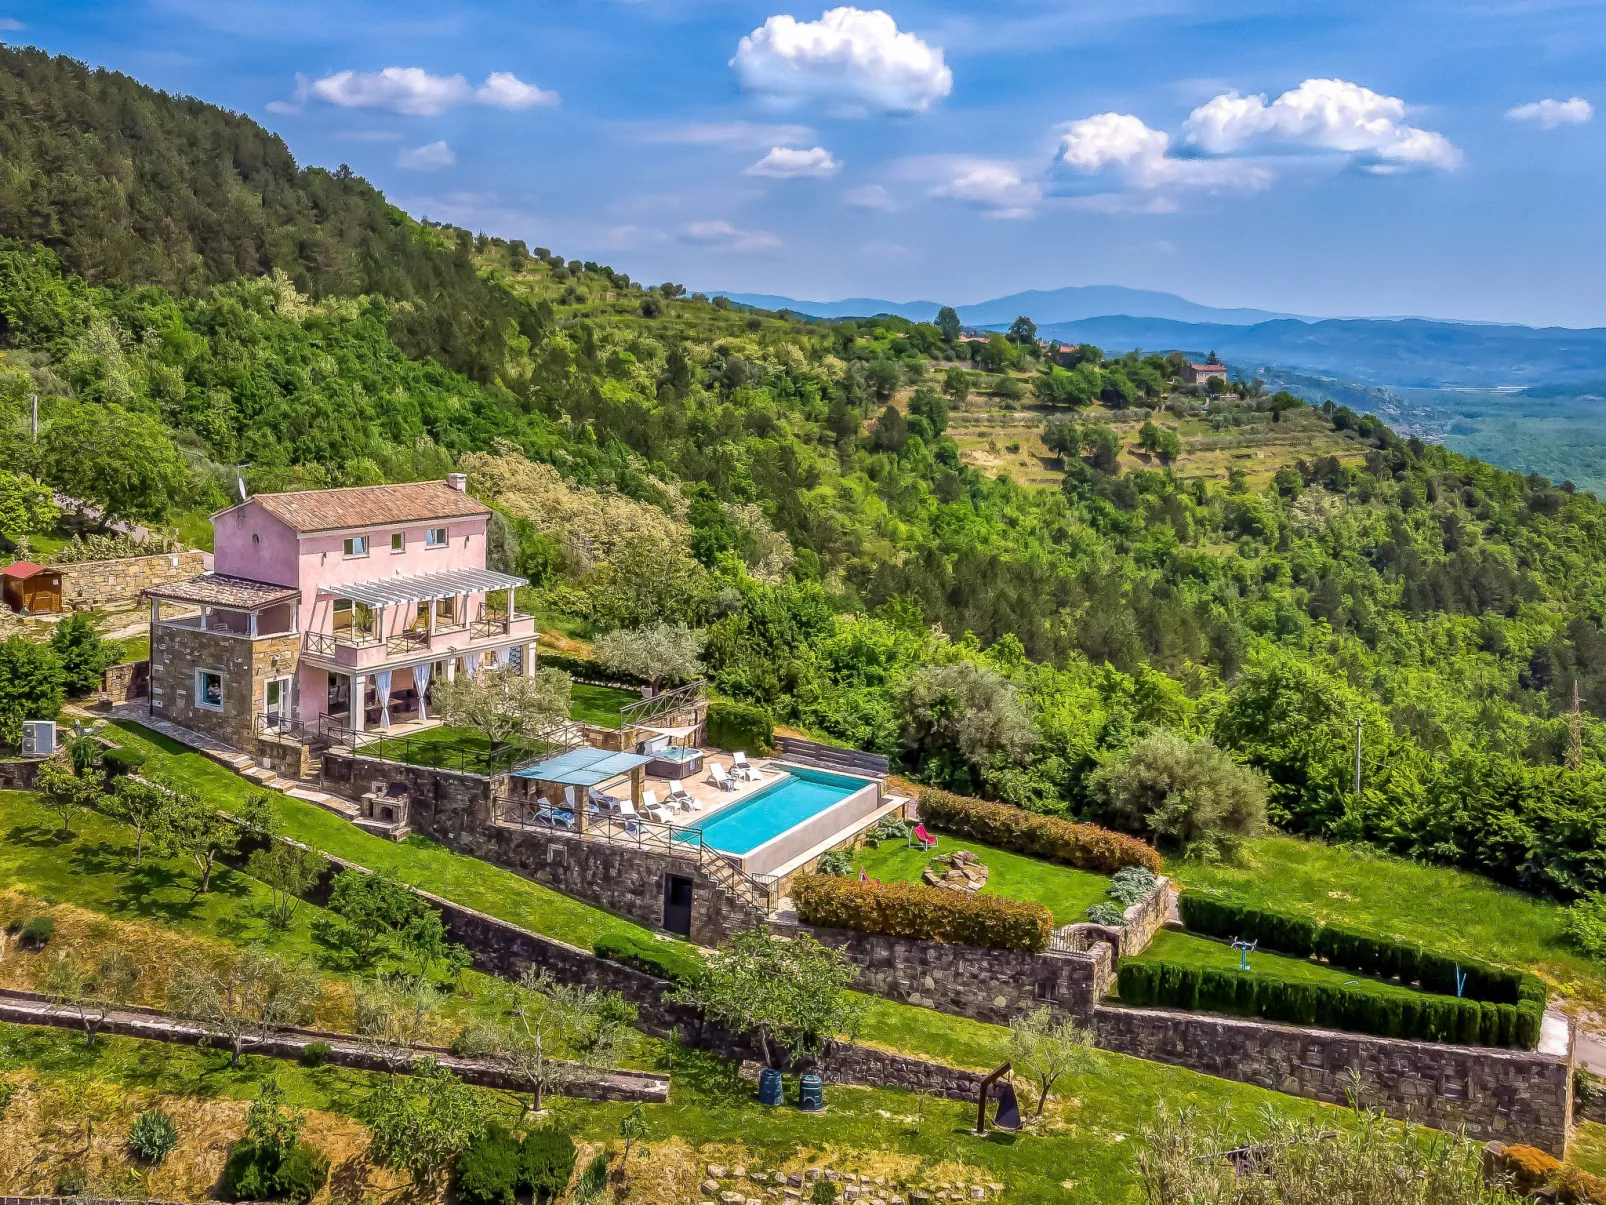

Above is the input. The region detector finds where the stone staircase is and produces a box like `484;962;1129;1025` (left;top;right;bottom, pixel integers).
87;704;359;821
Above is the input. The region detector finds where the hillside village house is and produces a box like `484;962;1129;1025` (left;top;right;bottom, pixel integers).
144;475;533;748
1183;361;1229;386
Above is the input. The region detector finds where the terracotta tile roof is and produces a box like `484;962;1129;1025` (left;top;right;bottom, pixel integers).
1;561;50;578
144;574;302;609
228;481;490;534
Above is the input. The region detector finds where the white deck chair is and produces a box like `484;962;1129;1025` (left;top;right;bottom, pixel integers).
709;763;737;791
731;751;762;782
642;790;675;824
667;779;697;810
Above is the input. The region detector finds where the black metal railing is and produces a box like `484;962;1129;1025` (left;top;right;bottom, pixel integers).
619;679;707;729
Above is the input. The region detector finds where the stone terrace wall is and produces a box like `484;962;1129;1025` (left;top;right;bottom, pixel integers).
799;923;1113;1026
0;759;44;790
60;549;205;609
1095;1003;1572;1155
101;659;149;703
321;750;767;946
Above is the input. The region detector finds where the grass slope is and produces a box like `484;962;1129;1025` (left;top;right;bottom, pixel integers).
852;835;1111;925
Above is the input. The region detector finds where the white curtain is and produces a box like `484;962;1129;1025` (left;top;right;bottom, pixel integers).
375;669;393;729
467;652;483;677
414;661;432;720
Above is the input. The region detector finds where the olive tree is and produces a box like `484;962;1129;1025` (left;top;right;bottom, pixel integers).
896;662;1036;786
166;947;321;1066
1008;1006;1098;1118
1091;729;1267;861
39;946;141;1045
595;621;704;691
433;664;570;753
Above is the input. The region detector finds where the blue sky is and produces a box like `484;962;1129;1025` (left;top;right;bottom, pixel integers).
7;0;1606;326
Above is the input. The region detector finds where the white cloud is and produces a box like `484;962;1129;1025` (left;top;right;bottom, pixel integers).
1181;78;1461;170
745;146;841;178
731;7;953;114
843;183;897;211
312;68;471;116
476;72;559;110
307;68;556;116
641;121;816;149
926;158;1042;219
680;220;781;252
1056;112;1272;191
0;17;24;31
266;73;312;116
1507;97;1593;129
397;141;457;171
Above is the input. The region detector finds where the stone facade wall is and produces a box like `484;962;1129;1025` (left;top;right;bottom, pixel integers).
1576;1090;1606;1125
59;550;206;609
100;660;149;703
810;1045;990;1101
1094;1003;1573;1155
798;923;1112;1026
149;625;300;747
320;750;768;946
1121;877;1172;955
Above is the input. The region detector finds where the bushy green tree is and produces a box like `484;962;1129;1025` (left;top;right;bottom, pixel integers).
50;612;115;696
0;636;64;746
1092;730;1267;860
594;621;704;690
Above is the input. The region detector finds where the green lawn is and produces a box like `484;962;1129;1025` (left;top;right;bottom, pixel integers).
1173;835;1606;1004
569;682;639;729
116;633;150;664
363;724;549;775
1126;929;1435;1001
852;832;1113;925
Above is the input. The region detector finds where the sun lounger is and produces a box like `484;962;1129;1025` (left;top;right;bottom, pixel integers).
731;751;762;782
667;778;694;805
642;790;676;824
710;763;737;791
536;807;575;830
911;823;937;850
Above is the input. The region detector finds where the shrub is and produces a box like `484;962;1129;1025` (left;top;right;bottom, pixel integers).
816;849;854;876
17;915;54;947
707;699;774;755
128;1108;180;1162
100;746;146;778
220;1140;329;1203
453;1127;521;1205
593;929;704;982
1086;902;1126;926
299;1041;331;1068
55;1163;87;1195
520;1128;577;1202
794;873;1053;952
1116;961;1533;1048
1176;891;1547;1030
1108;866;1158;907
1564;893;1606;960
917;787;1163;875
1487;1143;1606;1202
574;1152;608;1204
1090;729;1266;860
812;1180;840;1204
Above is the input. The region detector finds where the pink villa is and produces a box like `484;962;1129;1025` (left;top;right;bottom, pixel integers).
143;475;534;749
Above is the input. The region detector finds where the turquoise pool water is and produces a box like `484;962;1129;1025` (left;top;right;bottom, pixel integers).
679;765;868;855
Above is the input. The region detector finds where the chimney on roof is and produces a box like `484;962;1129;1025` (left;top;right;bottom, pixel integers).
446;472;468;493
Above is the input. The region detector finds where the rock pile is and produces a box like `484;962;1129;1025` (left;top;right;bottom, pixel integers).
697;1162;1005;1205
921;850;989;893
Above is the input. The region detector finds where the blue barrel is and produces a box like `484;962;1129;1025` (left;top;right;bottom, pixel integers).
757;1067;784;1106
798;1072;824;1112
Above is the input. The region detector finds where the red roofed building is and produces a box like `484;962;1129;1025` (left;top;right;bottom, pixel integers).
1;561;62;614
1183;362;1229;385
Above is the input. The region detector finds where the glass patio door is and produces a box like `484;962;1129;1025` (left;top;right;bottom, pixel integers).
264;676;293;728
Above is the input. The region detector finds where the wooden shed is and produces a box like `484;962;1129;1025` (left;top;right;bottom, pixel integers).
1;562;62;614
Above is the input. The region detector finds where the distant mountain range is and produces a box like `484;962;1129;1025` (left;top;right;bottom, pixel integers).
713;285;1606;391
713;285;1304;327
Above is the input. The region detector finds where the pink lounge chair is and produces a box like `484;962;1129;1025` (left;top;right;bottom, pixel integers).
911;824;937;851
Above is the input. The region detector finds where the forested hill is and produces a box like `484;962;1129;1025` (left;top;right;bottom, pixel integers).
8;47;1606;907
0;45;541;380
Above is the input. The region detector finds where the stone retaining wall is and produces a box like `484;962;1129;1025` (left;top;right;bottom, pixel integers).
60;550;206;609
807;1046;990;1101
0;759;44;790
798;923;1112;1026
320;750;766;946
0;987;666;1102
101;660;149;704
1094;1003;1572;1155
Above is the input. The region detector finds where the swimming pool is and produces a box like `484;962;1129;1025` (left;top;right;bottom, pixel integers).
679;765;871;858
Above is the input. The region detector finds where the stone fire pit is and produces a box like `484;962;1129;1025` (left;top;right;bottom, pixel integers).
922;849;989;893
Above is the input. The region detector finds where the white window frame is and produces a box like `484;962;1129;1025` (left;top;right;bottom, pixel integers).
264;675;293;722
195;668;225;713
343;535;370;558
425;526;448;549
391;532;404;554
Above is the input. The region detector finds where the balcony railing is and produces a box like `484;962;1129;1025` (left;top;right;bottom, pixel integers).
471;617;510;639
386;629;430;654
303;613;532;663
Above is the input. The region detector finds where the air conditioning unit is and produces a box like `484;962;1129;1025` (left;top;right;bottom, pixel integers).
21;720;56;758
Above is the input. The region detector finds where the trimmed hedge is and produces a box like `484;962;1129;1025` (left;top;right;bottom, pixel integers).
794;872;1053;952
1489;1143;1606;1204
1118;960;1539;1049
1177;892;1547;1015
706;699;774;756
917;788;1163;876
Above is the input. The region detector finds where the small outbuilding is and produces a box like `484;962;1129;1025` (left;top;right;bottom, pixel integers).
1;562;62;614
